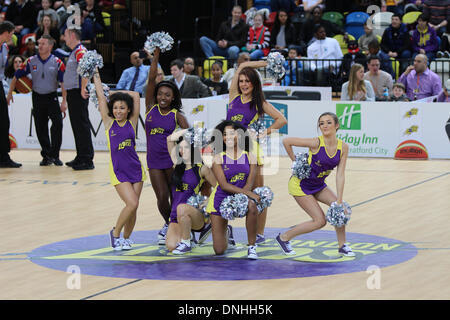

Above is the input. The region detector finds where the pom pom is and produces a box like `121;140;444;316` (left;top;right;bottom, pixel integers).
266;51;286;80
252;186;274;213
77;50;104;79
248;119;267;144
87;83;110;108
219;193;249;220
187;194;209;218
144;32;174;53
291;152;311;180
326;202;352;227
184;127;210;148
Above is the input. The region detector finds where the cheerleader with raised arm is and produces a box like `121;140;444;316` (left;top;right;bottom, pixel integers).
92;68;146;251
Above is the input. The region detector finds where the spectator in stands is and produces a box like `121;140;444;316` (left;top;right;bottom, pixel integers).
57;0;73;31
282;47;302;86
36;14;61;48
116;51;151;95
299;6;346;46
269;9;297;54
80;0;105;42
202;60;228;96
364;55;394;100
169;59;211;98
341;63;376;101
388;82;409;101
302;0;326;15
3;54;25;94
23;36;38;58
6;0;38;41
359;21;378;55
412;14;439;62
423;0;449;38
37;0;60;28
404;0;424;13
436;79;450;102
381;0;405;16
307;25;343;86
223;51;263;88
199;5;247;61
398;53;442;100
183;57;201;77
380;14;411;72
341;40;367;84
244;13;270;60
367;39;395;78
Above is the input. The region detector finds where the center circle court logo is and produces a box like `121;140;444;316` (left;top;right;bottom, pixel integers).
28;228;417;281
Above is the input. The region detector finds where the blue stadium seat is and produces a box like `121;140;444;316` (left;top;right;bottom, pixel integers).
254;0;271;10
345;11;369;40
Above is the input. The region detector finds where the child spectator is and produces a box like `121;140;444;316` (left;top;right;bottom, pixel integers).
202;61;228;96
282;47;302;86
359;21;378;55
341;40;367;84
389;82;409;101
412;14;439;62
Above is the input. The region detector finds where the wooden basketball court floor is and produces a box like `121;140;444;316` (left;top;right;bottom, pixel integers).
0;149;449;300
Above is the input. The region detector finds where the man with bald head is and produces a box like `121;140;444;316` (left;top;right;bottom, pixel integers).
398;54;442;101
116;51;151;94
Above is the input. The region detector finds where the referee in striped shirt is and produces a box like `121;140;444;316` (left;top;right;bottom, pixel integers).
7;35;67;166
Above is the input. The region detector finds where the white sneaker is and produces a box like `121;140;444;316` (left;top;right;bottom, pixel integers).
172;241;192;255
121;238;134;250
247;245;258;260
338;244;355;257
158;223;169;245
113;238;123;251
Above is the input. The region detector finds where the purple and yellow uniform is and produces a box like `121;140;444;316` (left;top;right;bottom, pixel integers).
106;120;146;186
145;104;178;170
289;136;343;196
169;164;205;225
226;95;264;165
206;151;250;215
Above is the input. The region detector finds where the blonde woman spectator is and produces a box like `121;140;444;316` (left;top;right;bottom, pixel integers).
341;63;375;101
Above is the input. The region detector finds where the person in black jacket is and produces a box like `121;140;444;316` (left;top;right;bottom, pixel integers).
5;0;38;41
269;9;297;53
340;40;367;84
299;6;347;47
199;5;248;61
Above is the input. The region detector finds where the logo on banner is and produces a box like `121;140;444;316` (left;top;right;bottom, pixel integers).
394;139;428;159
336;104;361;130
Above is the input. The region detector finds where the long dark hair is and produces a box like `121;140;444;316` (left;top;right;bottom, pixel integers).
272;9;291;35
171;137;203;190
107;92;134;119
154;80;183;112
213;120;251;154
237;67;265;117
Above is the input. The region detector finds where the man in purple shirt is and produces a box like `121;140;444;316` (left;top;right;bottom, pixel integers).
398;54;442;101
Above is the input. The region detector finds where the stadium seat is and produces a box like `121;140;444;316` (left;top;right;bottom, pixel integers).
402;11;421;25
369;11;393;37
322;11;344;27
263;90;288;99
102;12;111;27
345;11;369;40
334;34;355;55
203;56;228;79
291;90;321;100
391;58;400;79
376;34;382;43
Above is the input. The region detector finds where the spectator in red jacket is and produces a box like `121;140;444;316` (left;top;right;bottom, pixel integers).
244;13;270;60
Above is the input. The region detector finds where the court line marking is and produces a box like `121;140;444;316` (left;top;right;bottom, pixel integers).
78;171;449;300
80;279;143;300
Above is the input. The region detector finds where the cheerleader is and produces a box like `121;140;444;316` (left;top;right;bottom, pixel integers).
165;129;216;254
145;47;189;244
276;112;355;257
92;68;146;251
228;60;287;244
206;120;260;260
